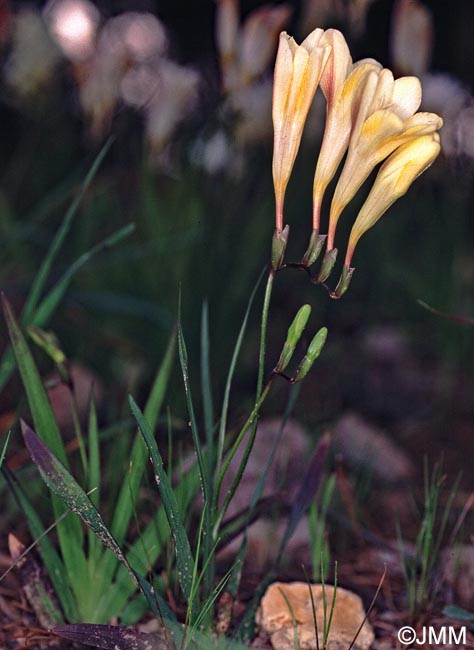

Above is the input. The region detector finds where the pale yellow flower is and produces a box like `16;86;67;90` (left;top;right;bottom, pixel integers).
326;69;442;249
345;133;441;265
273;29;330;231
312;29;380;230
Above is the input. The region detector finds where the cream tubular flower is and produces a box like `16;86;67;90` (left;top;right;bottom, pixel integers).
345;133;441;266
273;29;330;232
327;73;443;249
312;35;381;231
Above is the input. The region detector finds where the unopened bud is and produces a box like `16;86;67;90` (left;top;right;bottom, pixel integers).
317;249;337;283
293;326;327;382
302;230;326;266
333;265;355;298
272;224;290;270
275;304;311;372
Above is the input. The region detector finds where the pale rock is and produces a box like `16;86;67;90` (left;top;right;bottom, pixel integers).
258;581;374;650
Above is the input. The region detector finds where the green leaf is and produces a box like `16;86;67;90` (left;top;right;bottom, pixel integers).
32;224;135;328
129;396;195;603
3;296;87;599
20;420;175;626
2;295;67;466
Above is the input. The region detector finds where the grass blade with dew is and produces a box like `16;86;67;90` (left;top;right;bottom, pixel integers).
0;139;113;392
87;392;101;567
93;465;200;624
2;296;87;602
95;328;177;602
178;293;213;601
129;396;195;604
20;419;176;627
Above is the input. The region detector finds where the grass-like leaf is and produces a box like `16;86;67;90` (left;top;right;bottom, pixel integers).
53;623;169;650
129;396;195;603
3;296;87;603
20;420;176;626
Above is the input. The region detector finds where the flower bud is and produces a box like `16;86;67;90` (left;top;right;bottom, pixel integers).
293;327;328;382
275;304;311;372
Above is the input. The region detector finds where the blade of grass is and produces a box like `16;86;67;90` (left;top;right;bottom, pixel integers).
94;329;177;603
129;396;195;603
177;295;212;600
2;296;87;601
20;420;176;627
32;223;135;327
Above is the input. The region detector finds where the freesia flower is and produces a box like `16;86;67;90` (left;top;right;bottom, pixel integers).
273;29;330;232
327;68;442;249
344;133;441;266
312;29;380;231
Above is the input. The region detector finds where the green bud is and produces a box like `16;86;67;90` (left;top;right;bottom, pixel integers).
28;326;66;365
271;225;290;270
317;249;338;283
275;304;311;372
302;230;326;267
334;265;355;298
293;327;328;382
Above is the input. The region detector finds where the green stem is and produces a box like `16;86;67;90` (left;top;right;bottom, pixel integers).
213;381;273;537
213;267;276;538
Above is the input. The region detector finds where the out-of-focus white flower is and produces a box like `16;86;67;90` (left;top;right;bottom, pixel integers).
216;0;291;92
421;73;474;158
390;0;433;77
44;0;99;62
144;60;200;156
5;8;61;96
191;130;233;174
103;12;167;62
232;80;273;145
78;12;168;138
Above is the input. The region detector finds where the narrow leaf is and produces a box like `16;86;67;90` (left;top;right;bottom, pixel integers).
129;396;194;602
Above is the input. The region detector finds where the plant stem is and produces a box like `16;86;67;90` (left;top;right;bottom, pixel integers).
212;268;275;538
